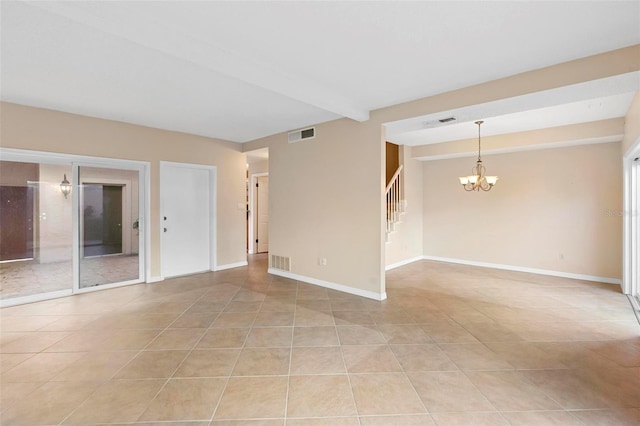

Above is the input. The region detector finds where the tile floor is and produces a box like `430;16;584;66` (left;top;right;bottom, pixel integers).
0;254;639;425
1;255;139;300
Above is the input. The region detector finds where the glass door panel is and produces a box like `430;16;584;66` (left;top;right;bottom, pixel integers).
0;160;73;302
79;166;140;289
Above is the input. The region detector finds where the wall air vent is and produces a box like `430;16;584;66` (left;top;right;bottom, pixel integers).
438;117;456;123
270;255;291;272
288;127;315;143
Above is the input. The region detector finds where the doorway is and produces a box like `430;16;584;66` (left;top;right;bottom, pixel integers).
248;172;269;254
0;161;37;263
160;162;216;278
82;184;123;257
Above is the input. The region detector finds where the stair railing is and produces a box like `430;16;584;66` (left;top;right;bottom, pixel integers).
386;164;404;233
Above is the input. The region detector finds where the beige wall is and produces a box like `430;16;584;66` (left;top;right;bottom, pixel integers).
38;164;73;263
0;102;247;278
385;145;423;267
246;119;386;296
248;159;269;176
622;91;640;155
423;142;622;279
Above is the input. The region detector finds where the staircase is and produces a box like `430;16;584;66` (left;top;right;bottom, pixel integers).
386;165;405;241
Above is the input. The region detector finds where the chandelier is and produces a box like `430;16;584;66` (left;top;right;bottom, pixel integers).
458;120;498;191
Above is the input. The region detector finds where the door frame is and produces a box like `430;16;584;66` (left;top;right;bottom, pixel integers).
623;137;640;311
248;172;268;254
159;161;217;279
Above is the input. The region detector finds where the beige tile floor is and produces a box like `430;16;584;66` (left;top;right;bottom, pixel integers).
1;255;139;300
0;254;639;425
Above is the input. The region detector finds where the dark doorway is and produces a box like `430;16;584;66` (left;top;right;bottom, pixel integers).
83;184;123;257
0;186;35;261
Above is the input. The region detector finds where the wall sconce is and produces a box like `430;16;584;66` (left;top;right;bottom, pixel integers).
60;174;71;198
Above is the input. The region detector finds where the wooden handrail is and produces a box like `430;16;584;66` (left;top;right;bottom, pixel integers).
385;164;404;193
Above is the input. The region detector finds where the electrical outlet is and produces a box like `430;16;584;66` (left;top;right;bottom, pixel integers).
319;257;327;266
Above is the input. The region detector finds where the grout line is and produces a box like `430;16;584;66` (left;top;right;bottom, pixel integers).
282;275;299;424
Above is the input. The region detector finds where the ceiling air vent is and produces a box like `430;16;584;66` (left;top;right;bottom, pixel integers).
423;116;457;128
288;127;316;143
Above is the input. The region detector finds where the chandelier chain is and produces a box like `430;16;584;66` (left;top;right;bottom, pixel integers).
476;120;483;162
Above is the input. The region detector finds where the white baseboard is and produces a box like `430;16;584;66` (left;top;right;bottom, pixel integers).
422;255;622;285
385;256;423;271
268;268;387;301
214;261;248;271
146;276;164;283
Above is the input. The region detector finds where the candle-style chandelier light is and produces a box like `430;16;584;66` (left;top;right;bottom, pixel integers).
458;120;498;191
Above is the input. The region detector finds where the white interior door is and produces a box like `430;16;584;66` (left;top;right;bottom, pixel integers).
257;176;269;253
161;163;212;277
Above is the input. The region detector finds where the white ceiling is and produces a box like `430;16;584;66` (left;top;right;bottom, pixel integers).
1;1;639;143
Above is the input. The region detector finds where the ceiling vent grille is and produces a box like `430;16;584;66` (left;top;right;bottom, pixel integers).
423;116;457;129
288;127;315;143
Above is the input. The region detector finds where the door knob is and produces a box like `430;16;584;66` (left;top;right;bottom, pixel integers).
164;227;168;233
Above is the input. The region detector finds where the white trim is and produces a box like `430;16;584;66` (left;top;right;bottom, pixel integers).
146;276;164;283
421;255;622;285
268;268;387;301
415;136;621;162
248;172;269;254
210;167;217;271
75;278;142;294
0;148;149;168
629;295;640;311
0;290;72;308
623;136;640;296
214;261;248;271
385;256;423;271
144;163;151;284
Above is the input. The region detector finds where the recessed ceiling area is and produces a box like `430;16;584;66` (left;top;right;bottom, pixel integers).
386;72;640;148
1;1;639;143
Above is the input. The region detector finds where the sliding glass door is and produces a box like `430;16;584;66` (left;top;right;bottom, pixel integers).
0;149;148;306
0;159;74;303
78;166;142;290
